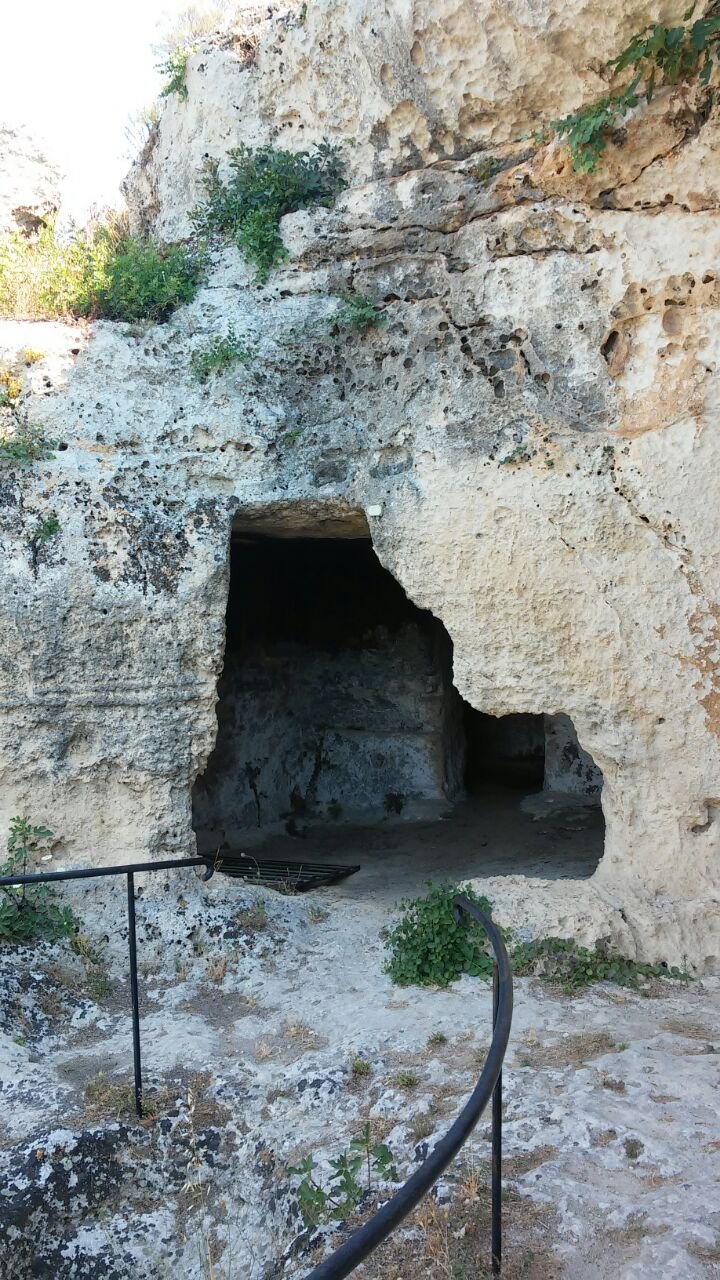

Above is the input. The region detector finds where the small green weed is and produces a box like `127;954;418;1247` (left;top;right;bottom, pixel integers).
287;1123;398;1227
499;443;530;465
159;46;193;100
191;324;251;380
0;818;78;944
84;1072;175;1120
467;155;504;183
334;293;387;332
351;1057;371;1078
0;427;55;464
428;1030;448;1046
511;936;688;991
191;140;346;281
394;1070;419;1088
542;4;720;173
411;1112;435;1142
232;901;268;933
71;932;111;1000
30;515;60;545
384;882;494;988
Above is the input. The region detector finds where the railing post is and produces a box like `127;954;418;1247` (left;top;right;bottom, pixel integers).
491;959;502;1273
126;871;143;1118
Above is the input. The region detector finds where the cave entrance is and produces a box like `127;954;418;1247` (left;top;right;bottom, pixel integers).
191;514;605;890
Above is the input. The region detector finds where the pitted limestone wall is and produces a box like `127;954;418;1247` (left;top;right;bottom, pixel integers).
1;0;719;967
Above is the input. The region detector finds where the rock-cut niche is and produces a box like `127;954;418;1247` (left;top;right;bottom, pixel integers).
191;511;605;878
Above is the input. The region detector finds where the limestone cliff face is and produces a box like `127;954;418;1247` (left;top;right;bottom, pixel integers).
0;124;61;235
1;0;719;967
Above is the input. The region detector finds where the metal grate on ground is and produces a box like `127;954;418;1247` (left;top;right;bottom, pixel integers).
201;852;361;891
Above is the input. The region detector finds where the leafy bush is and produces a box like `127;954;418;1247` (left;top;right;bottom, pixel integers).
159;46;193;100
544;3;720;172
0;818;77;944
191;140;346;281
384;881;494;988
0;222;201;322
94;236;202;322
191;323;251;379
0;426;55;464
334;293;387;332
511;936;688;991
287;1123;398;1227
0;223;112;319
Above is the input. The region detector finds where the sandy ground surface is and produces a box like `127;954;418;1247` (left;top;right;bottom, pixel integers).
1;800;718;1278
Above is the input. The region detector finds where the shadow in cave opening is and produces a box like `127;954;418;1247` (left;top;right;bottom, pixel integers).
191;517;605;892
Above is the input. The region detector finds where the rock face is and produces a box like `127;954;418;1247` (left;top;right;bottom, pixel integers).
1;0;719;968
0;124;61;235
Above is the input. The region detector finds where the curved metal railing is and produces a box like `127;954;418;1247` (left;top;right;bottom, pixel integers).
0;866;513;1275
305;896;514;1278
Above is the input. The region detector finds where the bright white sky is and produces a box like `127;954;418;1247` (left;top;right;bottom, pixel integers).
0;1;219;217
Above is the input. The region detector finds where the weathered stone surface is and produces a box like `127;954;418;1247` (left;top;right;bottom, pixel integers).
1;0;719;969
124;0;676;239
0;124;62;235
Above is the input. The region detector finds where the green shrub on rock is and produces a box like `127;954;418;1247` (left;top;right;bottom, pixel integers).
0;222;201;322
93;236;201;322
384;881;494;987
191;140;346;281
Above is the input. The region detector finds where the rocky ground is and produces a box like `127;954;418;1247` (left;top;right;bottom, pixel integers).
1;845;719;1279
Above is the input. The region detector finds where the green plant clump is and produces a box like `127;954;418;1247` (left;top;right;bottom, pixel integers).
334;293;387;332
159;46;194;100
287;1123;398;1227
384;881;494;988
511;936;688;991
0;818;78;944
30;515;61;545
0;223;201;323
545;2;720;172
0;426;55;465
546;79;645;174
191;323;251;380
191;140;346;281
93;236;202;322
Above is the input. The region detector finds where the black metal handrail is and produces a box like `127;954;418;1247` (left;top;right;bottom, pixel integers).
0;855;209;1115
305;895;513;1277
0;868;513;1274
